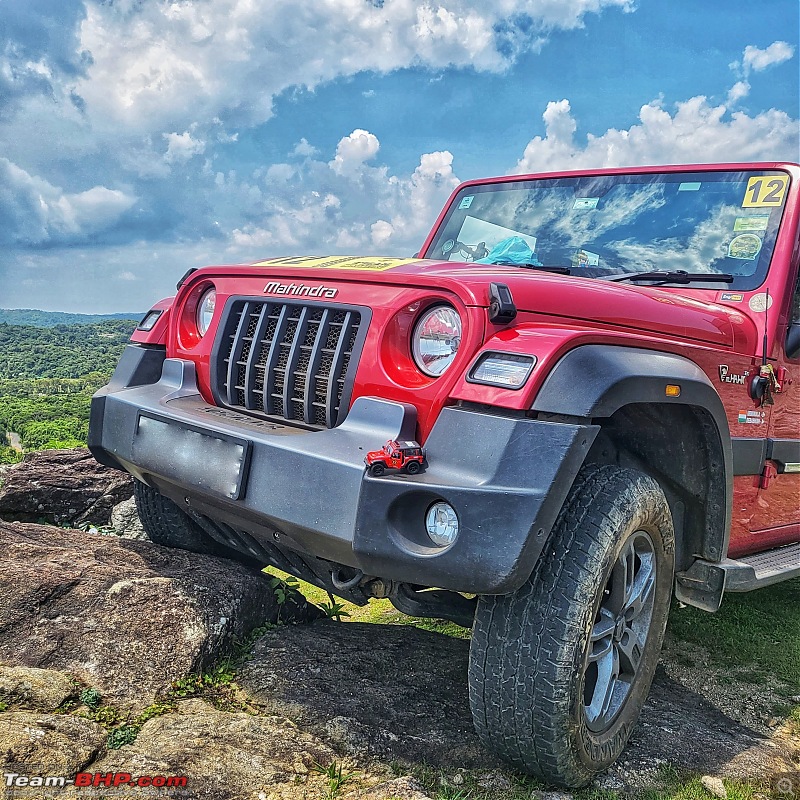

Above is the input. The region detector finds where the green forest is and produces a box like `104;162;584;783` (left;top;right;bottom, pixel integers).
0;319;137;462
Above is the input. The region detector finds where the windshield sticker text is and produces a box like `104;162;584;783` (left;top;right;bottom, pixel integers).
742;175;788;208
572;197;599;210
733;215;770;232
459;196;475;210
727;233;762;260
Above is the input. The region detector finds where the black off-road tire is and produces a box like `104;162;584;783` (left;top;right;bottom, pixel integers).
468;465;675;788
133;479;243;560
369;462;386;477
405;460;421;475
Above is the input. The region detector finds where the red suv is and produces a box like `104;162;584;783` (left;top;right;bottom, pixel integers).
90;163;800;787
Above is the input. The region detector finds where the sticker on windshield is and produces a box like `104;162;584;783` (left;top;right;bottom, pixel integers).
727;233;762;261
251;256;423;271
733;215;770;232
742;175;789;208
573;197;599;210
678;182;701;191
459;195;475;210
571;249;600;268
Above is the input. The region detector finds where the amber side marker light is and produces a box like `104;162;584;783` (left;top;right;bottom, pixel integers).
665;384;681;397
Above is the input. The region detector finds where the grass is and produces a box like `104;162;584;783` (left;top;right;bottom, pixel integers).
668;577;800;689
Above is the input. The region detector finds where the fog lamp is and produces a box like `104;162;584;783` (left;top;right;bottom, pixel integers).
425;502;459;548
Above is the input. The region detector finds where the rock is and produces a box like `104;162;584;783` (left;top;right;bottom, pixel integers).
110;497;148;540
342;776;434;800
61;703;344;800
0;449;132;526
239;621;499;770
476;770;512;791
0;712;106;776
0;666;77;712
701;775;728;798
0;520;288;711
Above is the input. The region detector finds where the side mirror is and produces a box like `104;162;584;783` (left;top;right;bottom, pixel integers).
787;324;800;359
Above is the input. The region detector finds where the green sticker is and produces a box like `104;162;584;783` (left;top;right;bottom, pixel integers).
733;215;769;232
727;233;762;261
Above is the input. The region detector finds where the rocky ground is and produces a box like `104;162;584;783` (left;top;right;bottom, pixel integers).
0;451;798;800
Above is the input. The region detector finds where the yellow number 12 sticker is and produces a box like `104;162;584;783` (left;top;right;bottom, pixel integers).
742;175;789;208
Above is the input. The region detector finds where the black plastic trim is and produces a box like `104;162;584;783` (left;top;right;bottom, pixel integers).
731;437;767;476
532;344;733;564
768;438;800;471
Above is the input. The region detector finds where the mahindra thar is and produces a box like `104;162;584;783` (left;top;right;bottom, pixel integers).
90;163;800;787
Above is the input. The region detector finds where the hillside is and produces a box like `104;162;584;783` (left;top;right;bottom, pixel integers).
0;319;136;460
0;309;142;326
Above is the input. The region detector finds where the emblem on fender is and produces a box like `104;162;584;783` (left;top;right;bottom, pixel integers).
263;281;338;298
718;365;749;385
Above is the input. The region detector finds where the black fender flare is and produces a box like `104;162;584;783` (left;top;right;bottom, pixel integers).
532;344;732;563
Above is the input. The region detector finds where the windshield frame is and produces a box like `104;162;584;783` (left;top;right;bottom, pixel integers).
420;164;795;291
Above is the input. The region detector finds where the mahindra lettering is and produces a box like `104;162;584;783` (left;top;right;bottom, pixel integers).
90;163;800;787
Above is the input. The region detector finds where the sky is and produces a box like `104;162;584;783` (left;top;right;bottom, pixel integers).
0;0;798;313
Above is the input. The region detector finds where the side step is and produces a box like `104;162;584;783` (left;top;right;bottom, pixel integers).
675;542;800;611
728;542;800;591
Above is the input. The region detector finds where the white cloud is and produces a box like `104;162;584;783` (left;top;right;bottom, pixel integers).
163;131;206;163
0;158;137;245
726;81;750;105
292;138;319;158
515;94;799;173
230;130;459;256
117;271;137;281
71;0;632;134
329;129;381;177
742;41;795;73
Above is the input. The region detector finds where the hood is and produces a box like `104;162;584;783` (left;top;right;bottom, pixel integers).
198;255;748;349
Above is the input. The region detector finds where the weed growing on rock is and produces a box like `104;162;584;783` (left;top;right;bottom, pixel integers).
311;760;354;800
79;687;102;709
107;723;139;750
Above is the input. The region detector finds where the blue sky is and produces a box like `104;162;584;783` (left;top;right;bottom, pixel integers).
0;0;798;313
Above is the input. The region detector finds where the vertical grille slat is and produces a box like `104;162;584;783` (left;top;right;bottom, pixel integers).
225;302;255;405
325;311;354;428
216;300;363;429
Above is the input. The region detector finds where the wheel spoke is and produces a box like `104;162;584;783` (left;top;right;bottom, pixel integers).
617;627;645;674
623;552;655;621
585;647;620;728
588;608;615;662
608;538;636;613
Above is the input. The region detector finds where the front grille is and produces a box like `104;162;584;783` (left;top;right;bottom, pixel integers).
214;300;364;428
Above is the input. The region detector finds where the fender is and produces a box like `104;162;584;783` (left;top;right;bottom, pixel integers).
532;344;733;565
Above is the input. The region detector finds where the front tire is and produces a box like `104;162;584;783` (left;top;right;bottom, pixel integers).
133;479;247;561
468;465;675;787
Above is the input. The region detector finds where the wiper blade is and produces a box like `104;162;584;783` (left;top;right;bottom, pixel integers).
609;270;734;284
490;261;572;275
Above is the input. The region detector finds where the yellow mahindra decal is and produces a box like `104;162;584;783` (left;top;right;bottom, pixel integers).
251;255;423;271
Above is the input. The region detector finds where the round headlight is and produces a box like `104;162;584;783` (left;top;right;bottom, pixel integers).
196;288;216;337
412;305;462;377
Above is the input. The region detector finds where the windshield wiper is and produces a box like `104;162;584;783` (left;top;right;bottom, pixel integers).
609;270;734;285
490;261;572;275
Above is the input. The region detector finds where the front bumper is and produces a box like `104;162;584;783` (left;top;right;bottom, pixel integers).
90;344;598;594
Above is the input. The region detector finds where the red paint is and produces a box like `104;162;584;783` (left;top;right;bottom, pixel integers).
146;161;799;561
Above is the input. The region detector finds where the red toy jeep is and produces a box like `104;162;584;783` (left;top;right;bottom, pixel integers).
90;163;800;787
365;439;425;476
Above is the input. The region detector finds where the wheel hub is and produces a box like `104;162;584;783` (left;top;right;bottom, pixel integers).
583;529;658;733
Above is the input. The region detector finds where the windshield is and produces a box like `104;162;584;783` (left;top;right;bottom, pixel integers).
423;169;790;289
